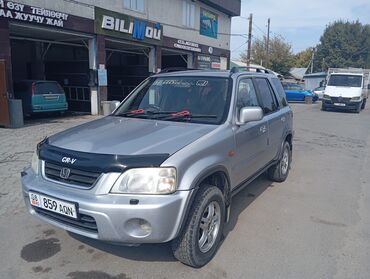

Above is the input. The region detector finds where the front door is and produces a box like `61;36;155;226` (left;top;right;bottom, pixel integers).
0;60;10;127
232;78;268;187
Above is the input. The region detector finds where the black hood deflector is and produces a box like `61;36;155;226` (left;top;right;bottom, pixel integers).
38;139;169;173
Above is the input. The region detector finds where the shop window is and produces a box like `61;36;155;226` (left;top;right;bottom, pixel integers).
182;1;195;28
123;0;145;13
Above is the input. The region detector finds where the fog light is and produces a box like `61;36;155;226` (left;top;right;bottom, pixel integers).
124;218;152;238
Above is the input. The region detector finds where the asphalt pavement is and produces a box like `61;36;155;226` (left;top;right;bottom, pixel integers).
0;103;370;279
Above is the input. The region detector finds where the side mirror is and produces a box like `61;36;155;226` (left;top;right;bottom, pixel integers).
110;100;121;113
237;107;263;125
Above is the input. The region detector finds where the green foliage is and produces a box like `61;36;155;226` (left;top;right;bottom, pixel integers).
292;48;313;68
240;35;294;75
314;21;370;71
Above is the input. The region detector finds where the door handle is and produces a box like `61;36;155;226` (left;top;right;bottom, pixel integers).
260;125;267;134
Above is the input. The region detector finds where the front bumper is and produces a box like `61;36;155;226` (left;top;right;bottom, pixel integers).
322;99;361;110
21;167;193;243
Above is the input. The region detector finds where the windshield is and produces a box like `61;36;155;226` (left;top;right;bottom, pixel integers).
114;76;232;124
328;75;362;87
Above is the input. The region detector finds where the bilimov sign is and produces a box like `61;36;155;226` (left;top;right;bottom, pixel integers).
101;15;161;41
0;0;68;27
95;7;163;45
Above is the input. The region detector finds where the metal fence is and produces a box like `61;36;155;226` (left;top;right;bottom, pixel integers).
63;86;90;102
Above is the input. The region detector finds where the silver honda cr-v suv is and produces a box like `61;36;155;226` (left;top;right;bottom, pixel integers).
21;68;293;267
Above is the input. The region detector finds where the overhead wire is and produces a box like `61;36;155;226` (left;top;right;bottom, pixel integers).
61;0;249;37
252;22;268;37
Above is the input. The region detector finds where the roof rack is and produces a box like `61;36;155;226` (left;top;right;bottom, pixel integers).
230;66;274;75
159;67;199;73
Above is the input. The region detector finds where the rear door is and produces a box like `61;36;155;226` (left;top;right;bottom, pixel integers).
283;84;294;101
233;78;269;186
254;77;285;162
33;81;67;111
284;84;302;101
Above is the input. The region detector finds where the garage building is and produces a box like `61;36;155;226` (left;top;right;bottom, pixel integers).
0;0;240;127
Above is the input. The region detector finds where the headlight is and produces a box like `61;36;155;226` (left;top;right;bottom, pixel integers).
31;151;39;175
110;167;177;194
350;96;361;102
323;94;331;100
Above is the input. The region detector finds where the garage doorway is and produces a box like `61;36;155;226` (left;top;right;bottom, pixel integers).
105;39;151;101
161;49;190;70
9;23;92;113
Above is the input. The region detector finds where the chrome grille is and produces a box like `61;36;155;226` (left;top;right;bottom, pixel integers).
44;161;101;188
330;97;351;103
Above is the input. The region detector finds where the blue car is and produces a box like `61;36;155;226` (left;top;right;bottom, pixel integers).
283;83;318;102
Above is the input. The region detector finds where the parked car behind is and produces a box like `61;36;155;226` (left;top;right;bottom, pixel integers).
14;80;68;116
322;71;368;113
283;83;318;102
313;86;325;99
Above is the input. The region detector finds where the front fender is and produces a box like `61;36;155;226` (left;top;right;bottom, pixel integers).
277;131;293;160
178;156;230;191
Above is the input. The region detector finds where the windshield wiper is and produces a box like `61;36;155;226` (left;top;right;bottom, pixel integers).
115;110;217;122
160;110;217;121
115;109;177;118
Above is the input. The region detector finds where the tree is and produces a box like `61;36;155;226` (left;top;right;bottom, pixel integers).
240;35;294;75
314;21;370;71
292;48;313;68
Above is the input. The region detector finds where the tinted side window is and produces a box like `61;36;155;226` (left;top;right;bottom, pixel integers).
237;78;259;112
271;78;288;107
254;78;278;114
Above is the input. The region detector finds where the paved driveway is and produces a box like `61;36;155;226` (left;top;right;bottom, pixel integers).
1;104;370;279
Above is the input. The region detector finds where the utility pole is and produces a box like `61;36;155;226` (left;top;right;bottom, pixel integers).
247;13;253;66
266;18;271;66
311;47;315;73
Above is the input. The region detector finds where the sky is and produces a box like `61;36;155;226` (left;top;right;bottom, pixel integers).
230;0;370;60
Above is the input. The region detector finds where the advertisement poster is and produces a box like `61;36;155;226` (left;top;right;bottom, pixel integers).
200;8;218;39
98;69;108;86
196;54;221;70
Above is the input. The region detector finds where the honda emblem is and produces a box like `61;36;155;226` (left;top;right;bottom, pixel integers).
60;168;71;179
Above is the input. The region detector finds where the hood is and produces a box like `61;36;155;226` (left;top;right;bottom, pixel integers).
48;116;216;156
325;86;362;98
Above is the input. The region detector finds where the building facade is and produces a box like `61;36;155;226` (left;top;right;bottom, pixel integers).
0;0;240;125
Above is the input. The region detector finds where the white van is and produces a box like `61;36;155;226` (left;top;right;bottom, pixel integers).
322;70;370;113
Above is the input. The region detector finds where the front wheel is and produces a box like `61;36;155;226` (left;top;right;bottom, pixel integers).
355;102;362;113
321;103;327;111
361;99;366;110
171;185;225;267
267;141;292;182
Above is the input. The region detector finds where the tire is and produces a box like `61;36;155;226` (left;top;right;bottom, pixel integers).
171;185;225;267
361;99;366;110
321;103;327;111
267;141;292;182
355;102;361;113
